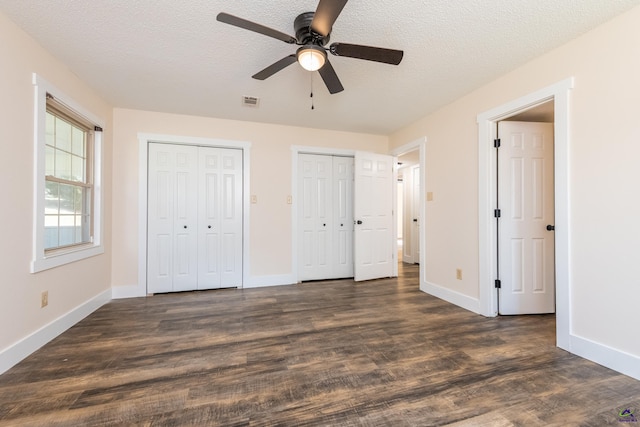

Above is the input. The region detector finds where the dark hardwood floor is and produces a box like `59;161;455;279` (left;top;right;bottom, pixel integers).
1;262;640;426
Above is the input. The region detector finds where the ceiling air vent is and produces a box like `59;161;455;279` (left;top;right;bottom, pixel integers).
242;96;260;108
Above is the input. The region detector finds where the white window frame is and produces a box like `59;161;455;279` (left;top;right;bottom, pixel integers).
31;74;105;273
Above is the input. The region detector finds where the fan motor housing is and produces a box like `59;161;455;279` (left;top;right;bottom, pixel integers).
294;12;329;46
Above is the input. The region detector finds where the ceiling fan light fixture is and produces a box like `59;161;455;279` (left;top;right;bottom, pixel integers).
296;45;326;71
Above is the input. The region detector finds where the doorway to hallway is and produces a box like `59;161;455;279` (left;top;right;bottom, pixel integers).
397;151;420;266
477;78;574;350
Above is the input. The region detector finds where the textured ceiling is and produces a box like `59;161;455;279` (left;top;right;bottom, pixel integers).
1;0;638;135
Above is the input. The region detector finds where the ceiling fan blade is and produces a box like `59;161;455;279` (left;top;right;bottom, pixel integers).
311;0;348;37
330;43;403;65
217;13;296;44
252;55;298;80
318;59;344;94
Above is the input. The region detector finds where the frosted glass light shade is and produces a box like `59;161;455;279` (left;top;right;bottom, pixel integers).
297;46;326;71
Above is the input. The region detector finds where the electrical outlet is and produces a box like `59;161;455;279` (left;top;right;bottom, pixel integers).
41;291;48;308
456;269;462;280
287;195;292;204
251;195;257;204
427;192;434;201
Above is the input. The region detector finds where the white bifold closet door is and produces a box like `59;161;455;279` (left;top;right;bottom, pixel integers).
299;154;354;281
147;143;242;293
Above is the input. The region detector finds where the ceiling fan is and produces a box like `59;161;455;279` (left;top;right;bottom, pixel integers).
217;0;404;94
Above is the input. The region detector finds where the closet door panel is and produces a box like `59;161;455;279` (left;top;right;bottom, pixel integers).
147;146;173;293
298;154;333;281
198;150;221;289
172;147;199;291
333;156;354;278
220;149;243;287
148;144;198;293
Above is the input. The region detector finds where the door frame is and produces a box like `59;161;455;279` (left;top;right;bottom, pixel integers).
137;133;251;296
390;137;427;286
477;77;573;350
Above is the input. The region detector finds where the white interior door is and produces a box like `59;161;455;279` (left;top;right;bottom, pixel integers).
219;148;243;287
354;151;395;281
332;156;354;278
198;147;243;289
299;154;334;281
498;121;555;314
148;143;242;293
148;143;174;293
148;143;198;293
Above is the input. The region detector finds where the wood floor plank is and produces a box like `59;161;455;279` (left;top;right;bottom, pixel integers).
1;262;640;426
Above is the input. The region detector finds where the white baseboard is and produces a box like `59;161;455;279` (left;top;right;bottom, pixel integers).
111;284;146;299
246;274;297;288
421;280;481;314
0;288;111;375
570;334;640;381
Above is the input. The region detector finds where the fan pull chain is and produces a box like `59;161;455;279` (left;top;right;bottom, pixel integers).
310;73;315;110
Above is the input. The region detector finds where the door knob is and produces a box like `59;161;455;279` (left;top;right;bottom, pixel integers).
413;218;418;222
208;225;212;229
183;225;188;229
356;220;363;225
546;225;555;231
323;223;326;227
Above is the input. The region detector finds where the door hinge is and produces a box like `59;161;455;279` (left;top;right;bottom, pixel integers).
494;209;501;218
495;279;502;289
494;138;501;148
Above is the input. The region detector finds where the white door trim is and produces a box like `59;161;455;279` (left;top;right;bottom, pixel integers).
135;133;251;297
477;77;573;350
390;137;427;288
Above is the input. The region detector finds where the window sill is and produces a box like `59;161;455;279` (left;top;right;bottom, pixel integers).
31;244;104;273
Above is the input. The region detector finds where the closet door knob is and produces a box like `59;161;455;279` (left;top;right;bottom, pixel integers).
208;225;212;229
183;225;188;229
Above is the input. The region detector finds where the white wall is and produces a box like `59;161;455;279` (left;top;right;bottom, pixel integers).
390;5;640;373
111;109;388;292
0;11;113;373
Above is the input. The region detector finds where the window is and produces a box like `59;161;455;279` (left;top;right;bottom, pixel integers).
32;74;104;272
45;99;93;250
